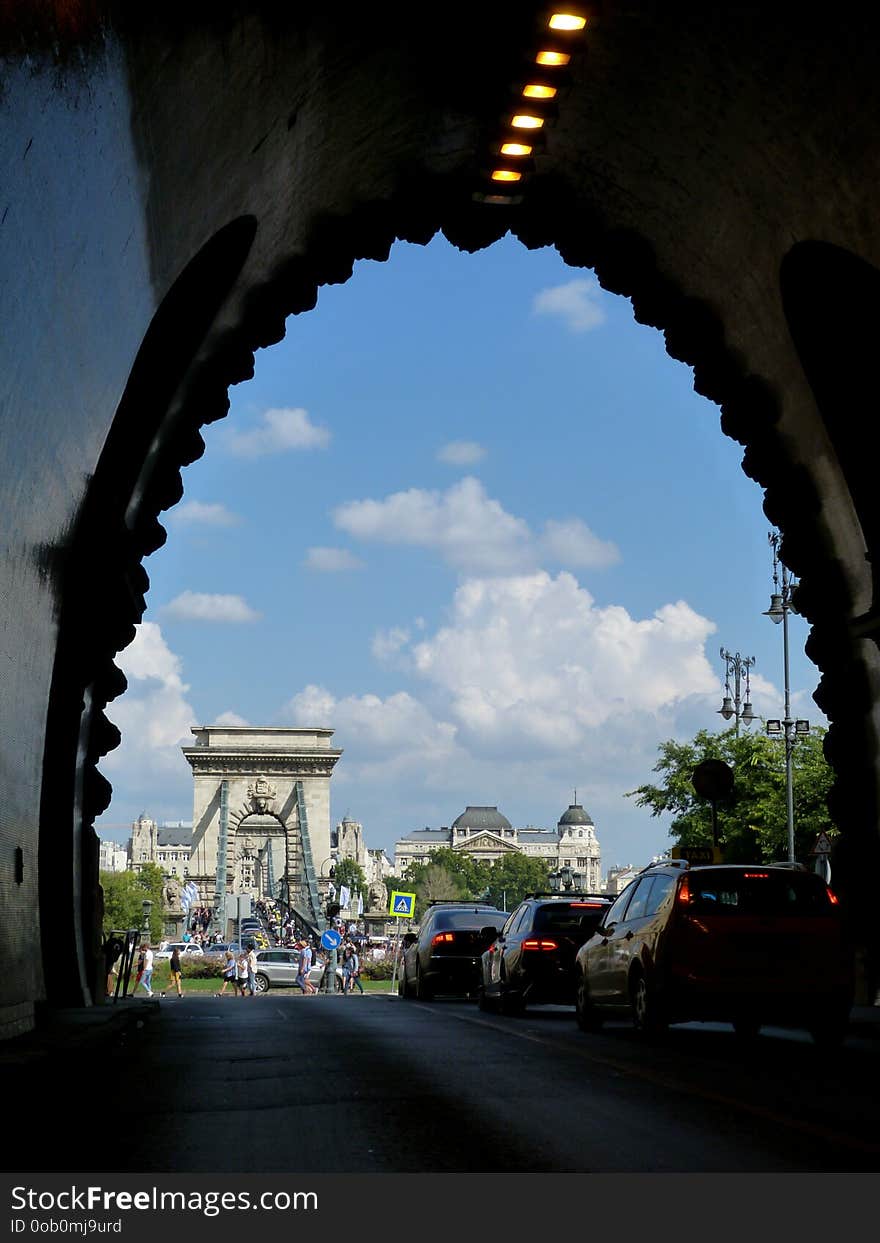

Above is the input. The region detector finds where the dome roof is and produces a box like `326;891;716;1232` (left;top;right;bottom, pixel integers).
558;803;593;827
451;805;512;831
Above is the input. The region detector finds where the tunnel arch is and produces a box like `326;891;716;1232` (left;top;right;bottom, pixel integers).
4;4;880;1030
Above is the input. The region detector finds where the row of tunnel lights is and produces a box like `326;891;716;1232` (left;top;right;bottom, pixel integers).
474;8;590;205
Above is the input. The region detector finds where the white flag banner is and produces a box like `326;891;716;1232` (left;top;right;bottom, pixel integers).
339;885;351;911
357;892;363;916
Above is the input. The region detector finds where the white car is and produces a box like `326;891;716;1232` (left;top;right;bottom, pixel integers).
153;942;204;960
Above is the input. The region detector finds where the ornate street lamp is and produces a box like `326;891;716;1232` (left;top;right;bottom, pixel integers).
764;531;810;862
718;648;756;736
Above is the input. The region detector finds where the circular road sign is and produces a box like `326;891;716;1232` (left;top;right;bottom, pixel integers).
691;758;735;801
321;928;342;950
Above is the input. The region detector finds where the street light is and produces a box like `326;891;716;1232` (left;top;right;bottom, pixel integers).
718;649;756;736
764;531;809;863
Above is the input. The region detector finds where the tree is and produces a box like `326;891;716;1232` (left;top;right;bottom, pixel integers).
625;725;836;863
483;854;551;911
333;858;367;897
100;862;166;941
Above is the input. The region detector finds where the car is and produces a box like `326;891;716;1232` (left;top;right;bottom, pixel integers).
398;901;508;1000
478;892;612;1014
202;941;245;957
251;948;343;993
153;942;204;960
574;860;855;1045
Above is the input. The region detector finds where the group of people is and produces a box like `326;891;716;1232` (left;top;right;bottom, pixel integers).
215;945;260;997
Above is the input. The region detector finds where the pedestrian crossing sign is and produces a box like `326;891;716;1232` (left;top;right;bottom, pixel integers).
389;890;416;918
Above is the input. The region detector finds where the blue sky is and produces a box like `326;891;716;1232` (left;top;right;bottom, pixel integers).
95;233;822;874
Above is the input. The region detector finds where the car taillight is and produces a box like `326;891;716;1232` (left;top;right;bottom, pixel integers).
570;902;604;908
522;939;559;951
743;872;769;878
431;932;455;945
826;886;840;905
676;875;691;906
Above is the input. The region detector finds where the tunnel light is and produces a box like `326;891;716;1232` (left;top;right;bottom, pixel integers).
536;50;571;66
511;113;545;129
491;169;523;182
522;84;557;100
549;13;587;31
500;141;533;156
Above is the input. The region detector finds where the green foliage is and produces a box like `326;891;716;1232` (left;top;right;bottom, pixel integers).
101;863;165;942
180;957;224;979
333;858;367;896
625;725;836;863
401;848;550;918
360;958;395;980
481;854;551;911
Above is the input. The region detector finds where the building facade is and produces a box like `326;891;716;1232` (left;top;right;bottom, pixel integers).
393;802;602;892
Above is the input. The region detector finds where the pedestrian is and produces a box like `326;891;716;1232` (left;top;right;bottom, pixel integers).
341;943;357;994
235;951;249;997
139;944;154;997
295;940;315;995
163;945;184;998
216;950;236;996
246;942;258;997
130;946;146;996
349;946;364;995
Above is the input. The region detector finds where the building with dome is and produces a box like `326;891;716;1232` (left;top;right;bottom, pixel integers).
393;800;601;891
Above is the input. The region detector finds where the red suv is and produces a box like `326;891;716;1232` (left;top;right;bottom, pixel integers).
574;861;854;1045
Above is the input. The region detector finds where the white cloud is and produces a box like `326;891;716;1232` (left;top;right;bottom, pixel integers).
281;685;458;782
162;591;261;623
100;623;195;802
225;407;330;458
304;547;365;572
437;440;487;466
214;711;249;726
371;626;411;665
405;572;718;749
168;500;240;527
540;518;619;569
532;277;607;332
332;476;618;575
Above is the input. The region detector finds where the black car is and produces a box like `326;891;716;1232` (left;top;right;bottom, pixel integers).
478;892;612;1014
398;901;508;1000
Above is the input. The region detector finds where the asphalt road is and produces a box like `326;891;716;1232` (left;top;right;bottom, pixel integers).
10;993;880;1173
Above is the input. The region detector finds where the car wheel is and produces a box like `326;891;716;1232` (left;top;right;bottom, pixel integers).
575;973;603;1033
254;973;269;995
477;982;496;1012
415;962;433;1001
630;970;666;1038
498;973;523;1016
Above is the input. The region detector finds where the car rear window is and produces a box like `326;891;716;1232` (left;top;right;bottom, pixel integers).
431;909;506;931
688;869;834;916
534;903;608;935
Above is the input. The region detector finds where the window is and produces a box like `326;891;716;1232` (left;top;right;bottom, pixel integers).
644;874;675;916
605;883;637;925
620;879;655;922
577;857;587;868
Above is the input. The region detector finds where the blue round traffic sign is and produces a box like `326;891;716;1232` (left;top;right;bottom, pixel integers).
321;928;342;949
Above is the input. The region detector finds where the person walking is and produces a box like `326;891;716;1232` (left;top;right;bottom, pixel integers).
216;950;236;996
235;951;249;998
295;940;315;995
246;943;258;997
139;944;154;997
341;943;357;994
163;945;184;998
348;945;364;995
130;946;146;996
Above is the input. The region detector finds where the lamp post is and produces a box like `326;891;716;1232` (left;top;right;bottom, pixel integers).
764;531;810;863
718;649;756;736
141;899;152;942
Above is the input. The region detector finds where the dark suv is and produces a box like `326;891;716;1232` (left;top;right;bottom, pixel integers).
478;892;611;1014
574;860;854;1044
398;901;507;1000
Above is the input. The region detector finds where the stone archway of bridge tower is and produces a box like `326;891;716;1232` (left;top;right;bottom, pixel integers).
228;808;305;905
